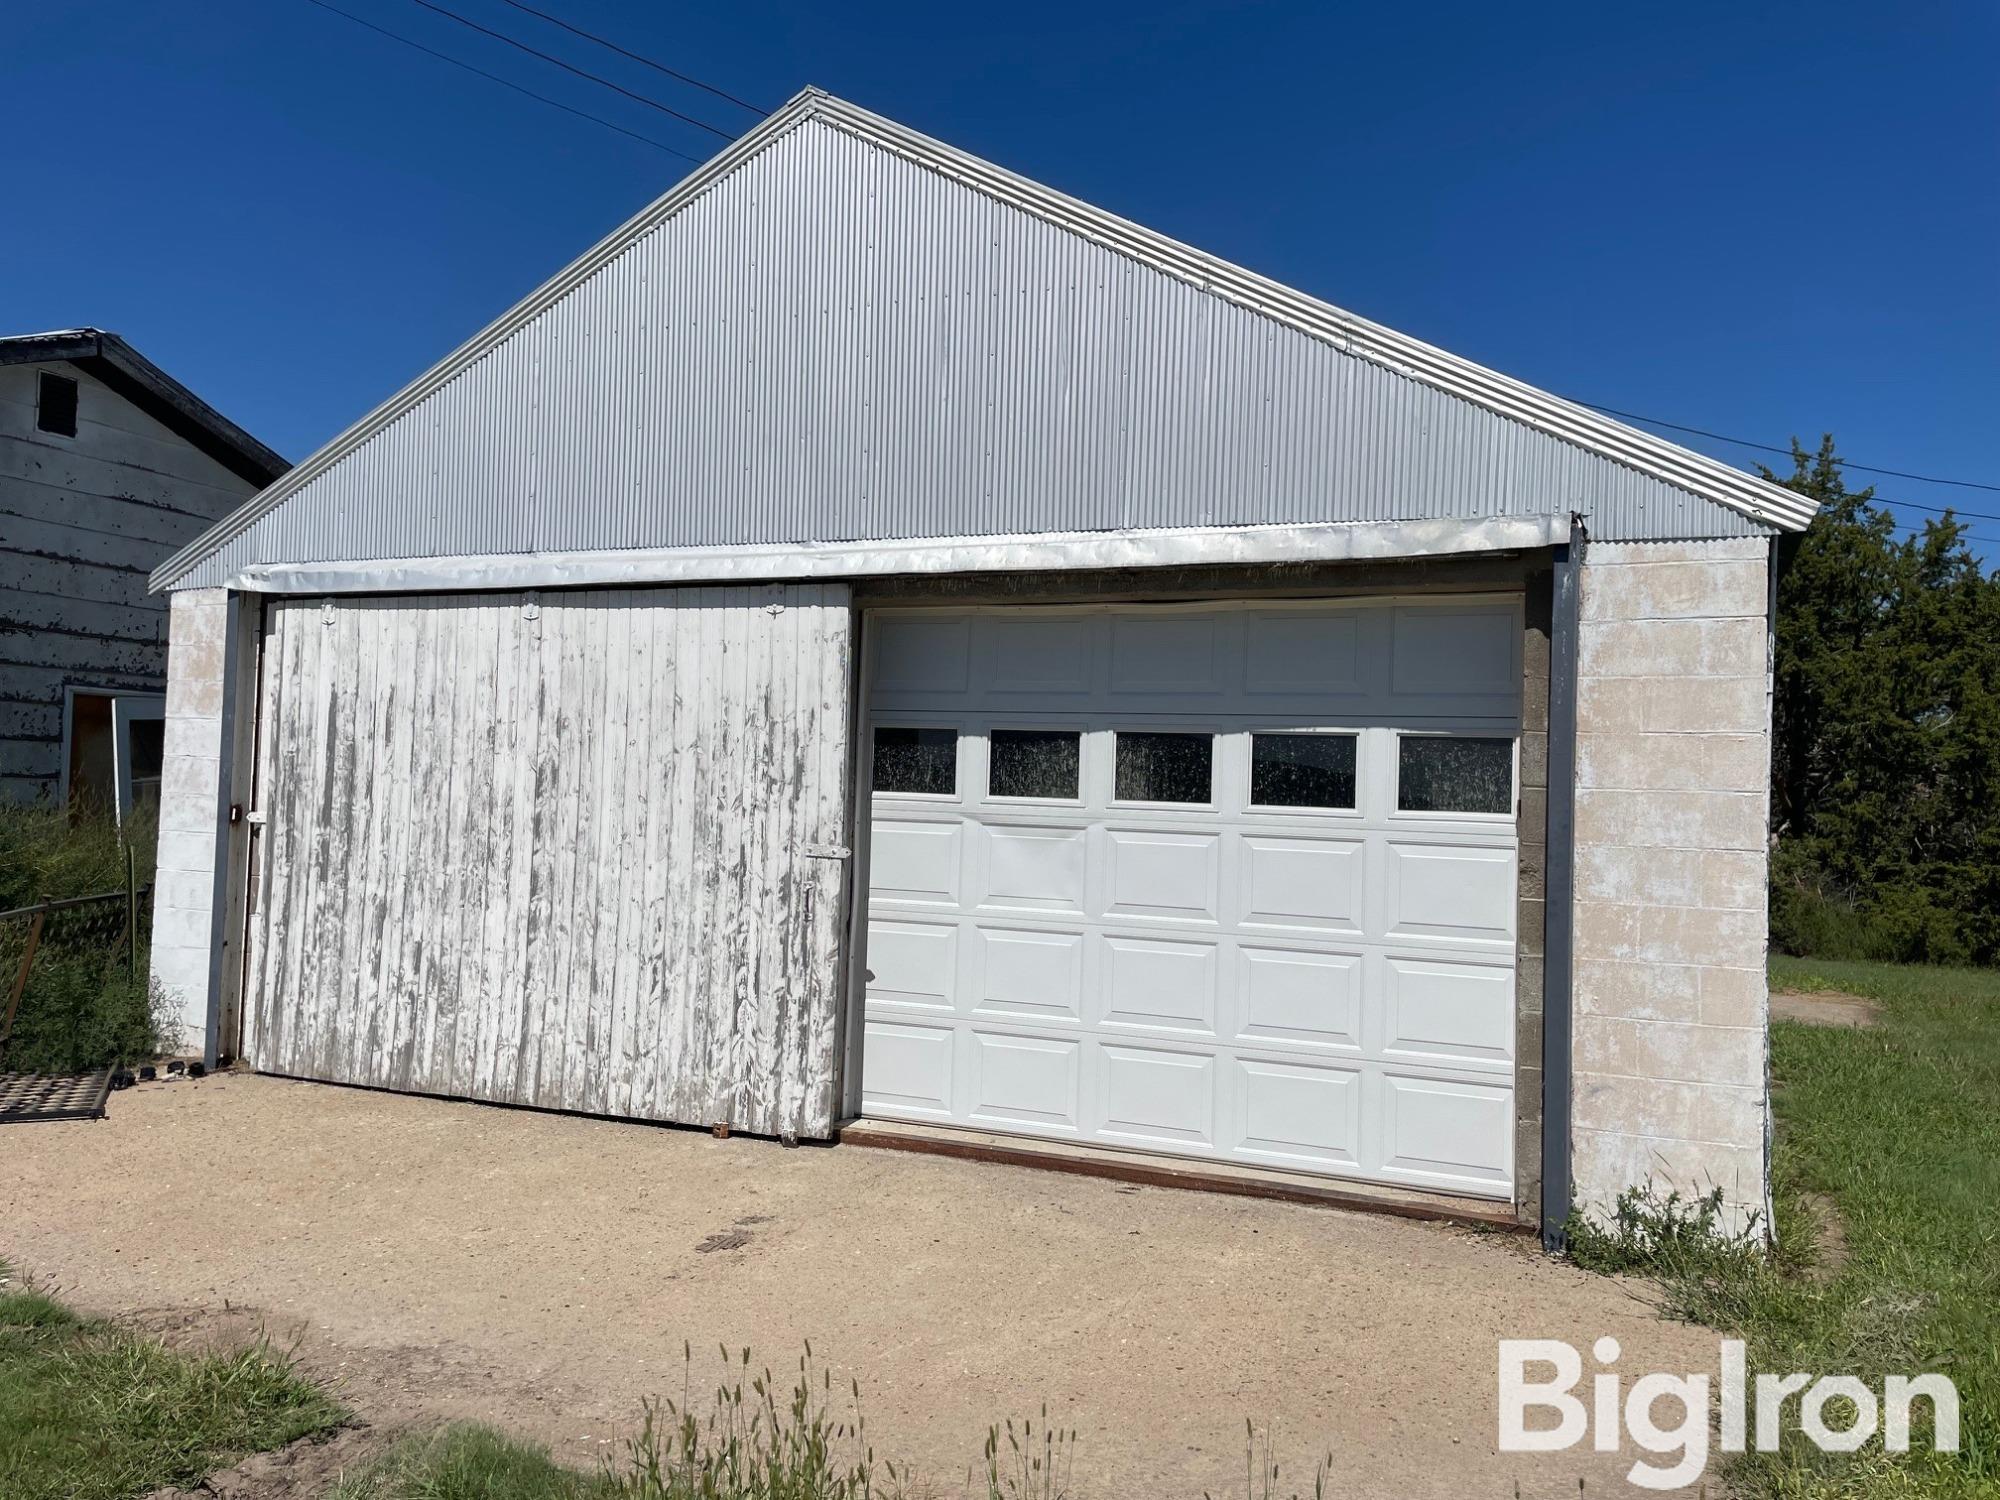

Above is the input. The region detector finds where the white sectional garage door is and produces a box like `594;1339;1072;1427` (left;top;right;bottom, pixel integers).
856;600;1524;1199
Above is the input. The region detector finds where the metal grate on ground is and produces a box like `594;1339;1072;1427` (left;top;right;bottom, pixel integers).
0;1069;111;1124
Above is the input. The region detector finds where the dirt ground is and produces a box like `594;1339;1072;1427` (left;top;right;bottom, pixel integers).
6;1073;1717;1498
1770;988;1882;1028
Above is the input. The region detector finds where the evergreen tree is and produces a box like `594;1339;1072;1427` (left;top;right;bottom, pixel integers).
1766;437;2000;964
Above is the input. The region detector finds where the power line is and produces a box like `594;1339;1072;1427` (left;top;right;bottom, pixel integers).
408;0;734;139
303;0;698;160
1872;495;2000;526
496;0;766;114
1572;398;2000;495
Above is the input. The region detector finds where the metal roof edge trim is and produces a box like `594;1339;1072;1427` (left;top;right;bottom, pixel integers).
152;87;1810;592
219;515;1568;595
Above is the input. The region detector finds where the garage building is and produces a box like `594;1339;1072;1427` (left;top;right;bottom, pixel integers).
149;90;1813;1243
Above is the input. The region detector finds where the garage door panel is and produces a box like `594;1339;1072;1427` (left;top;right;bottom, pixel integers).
1383;841;1516;945
1237;945;1363;1051
1103;829;1221;923
1383;957;1516;1066
1096;1041;1217;1148
1390;605;1521;714
861;599;1521;1200
1242;609;1371;701
1110;614;1226;697
1235;1057;1363;1170
868;820;965;905
861;1019;956;1116
1377;1072;1515;1191
974;927;1085;1022
1237;834;1365;934
1099;935;1219;1034
864;920;959;1011
979;824;1088;913
967;1031;1082;1131
984;615;1095;697
872;613;971;698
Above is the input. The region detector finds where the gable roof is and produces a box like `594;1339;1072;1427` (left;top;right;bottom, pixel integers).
153;89;1813;592
2;329;290;488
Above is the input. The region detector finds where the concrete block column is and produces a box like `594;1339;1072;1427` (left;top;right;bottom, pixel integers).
149;587;233;1057
1570;538;1773;1236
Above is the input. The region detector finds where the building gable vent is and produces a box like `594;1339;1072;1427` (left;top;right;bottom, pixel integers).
37;371;79;437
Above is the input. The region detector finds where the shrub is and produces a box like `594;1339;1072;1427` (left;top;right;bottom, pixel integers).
0;799;164;1073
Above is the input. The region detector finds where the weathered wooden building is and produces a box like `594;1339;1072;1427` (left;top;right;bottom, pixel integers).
1;330;286;815
150;91;1812;1242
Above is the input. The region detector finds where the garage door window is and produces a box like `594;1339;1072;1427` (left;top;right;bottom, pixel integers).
1250;732;1357;810
1113;731;1213;804
1397;734;1513;815
873;726;956;796
988;728;1081;800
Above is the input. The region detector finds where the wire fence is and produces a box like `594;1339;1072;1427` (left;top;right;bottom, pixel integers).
0;849;156;1075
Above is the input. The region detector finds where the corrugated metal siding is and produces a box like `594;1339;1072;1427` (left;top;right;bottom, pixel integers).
178;119;1761;591
242;584;854;1137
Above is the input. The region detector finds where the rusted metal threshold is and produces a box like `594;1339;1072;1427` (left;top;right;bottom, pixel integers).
838;1119;1534;1235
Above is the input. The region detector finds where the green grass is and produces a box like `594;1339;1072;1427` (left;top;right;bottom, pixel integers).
329;1425;615;1500
0;1266;347;1500
1575;957;2000;1499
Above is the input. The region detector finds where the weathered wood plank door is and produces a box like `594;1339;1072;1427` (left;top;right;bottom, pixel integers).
241;585;854;1138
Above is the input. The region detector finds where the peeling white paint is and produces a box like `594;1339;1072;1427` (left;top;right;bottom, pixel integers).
242;584;854;1139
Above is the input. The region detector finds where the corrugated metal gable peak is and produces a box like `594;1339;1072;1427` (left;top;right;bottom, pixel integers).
152;88;1809;591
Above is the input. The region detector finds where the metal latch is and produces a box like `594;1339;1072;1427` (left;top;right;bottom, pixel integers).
800;844;851;860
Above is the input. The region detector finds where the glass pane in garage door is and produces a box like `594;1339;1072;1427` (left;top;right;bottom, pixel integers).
1250;732;1357;809
989;729;1081;800
1114;731;1213;804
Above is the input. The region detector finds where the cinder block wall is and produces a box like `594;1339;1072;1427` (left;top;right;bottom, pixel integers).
1570;538;1773;1235
150;587;231;1054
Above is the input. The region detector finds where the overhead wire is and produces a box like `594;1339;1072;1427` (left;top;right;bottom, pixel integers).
406;0;735;138
494;0;766;114
302;0;699;159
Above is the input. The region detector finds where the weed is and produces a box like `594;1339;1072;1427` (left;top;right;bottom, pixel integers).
1202;1420;1332;1500
619;1342;900;1499
1566;1182;1770;1326
983;1406;1075;1500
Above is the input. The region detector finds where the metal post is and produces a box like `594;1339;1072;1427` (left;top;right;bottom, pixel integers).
126;844;139;984
1;906;48;1064
1540;519;1584;1251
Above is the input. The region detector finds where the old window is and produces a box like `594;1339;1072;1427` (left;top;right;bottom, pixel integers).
989;729;1080;800
1397;735;1513;815
1114;731;1213;804
37;372;78;437
1250;732;1357;809
871;726;956;796
124;717;165;812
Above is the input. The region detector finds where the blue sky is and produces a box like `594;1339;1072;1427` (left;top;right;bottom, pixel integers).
7;1;1995;554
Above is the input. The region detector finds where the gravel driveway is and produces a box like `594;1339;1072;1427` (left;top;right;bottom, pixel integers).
3;1072;1712;1496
